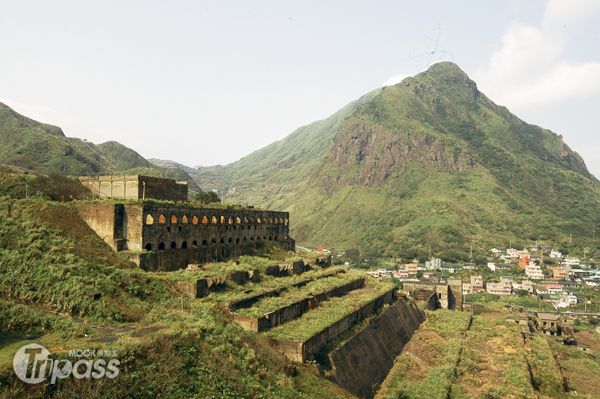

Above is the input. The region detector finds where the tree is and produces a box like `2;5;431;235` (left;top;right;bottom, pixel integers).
192;190;220;204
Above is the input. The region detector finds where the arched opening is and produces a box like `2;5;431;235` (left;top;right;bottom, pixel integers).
158;242;165;250
236;216;241;224
192;240;198;248
250;237;254;241
211;216;218;224
171;215;178;224
181;241;188;249
145;243;153;251
145;214;154;225
268;236;272;241
228;216;234;224
285;218;289;225
244;217;249;223
181;215;188;224
236;238;240;244
158;214;166;224
170;241;177;249
228;237;233;243
257;217;262;224
220;238;225;244
220;216;225;224
202;215;208;224
202;240;208;246
211;238;217;244
269;217;273;224
192;215;199;225
243;237;247;241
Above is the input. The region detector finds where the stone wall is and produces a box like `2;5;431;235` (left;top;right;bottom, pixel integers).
327;299;426;398
76;202;294;270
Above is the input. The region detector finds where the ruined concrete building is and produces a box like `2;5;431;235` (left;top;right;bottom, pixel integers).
79;175;188;202
76;175;294;271
402;280;464;311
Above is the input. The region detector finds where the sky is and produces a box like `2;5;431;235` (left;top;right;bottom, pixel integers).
1;0;599;177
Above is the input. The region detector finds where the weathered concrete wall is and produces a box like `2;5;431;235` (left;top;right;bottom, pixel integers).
75;203;118;249
139;248;191;271
265;260;309;277
268;288;396;363
301;289;396;362
78;202;295;270
327;299;425;398
403;282;463;311
123;204;143;251
139;175;188;202
79;175;187;202
232;278;365;332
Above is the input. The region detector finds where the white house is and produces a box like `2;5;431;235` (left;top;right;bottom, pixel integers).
525;263;544;280
550;249;563;259
564;258;580;268
425;257;442;270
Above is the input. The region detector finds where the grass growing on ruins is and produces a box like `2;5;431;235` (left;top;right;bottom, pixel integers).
194;267;347;304
235;272;364;318
264;278;395;341
527;335;564;397
450;316;535;399
376;310;472;399
0;195;355;399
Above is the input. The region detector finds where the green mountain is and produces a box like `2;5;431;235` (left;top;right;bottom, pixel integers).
0;102;199;189
194;62;600;259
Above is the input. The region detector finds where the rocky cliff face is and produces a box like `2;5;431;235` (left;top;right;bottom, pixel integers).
325;121;471;189
189;62;600;257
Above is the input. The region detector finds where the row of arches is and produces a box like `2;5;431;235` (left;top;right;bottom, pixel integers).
144;235;281;251
144;213;288;226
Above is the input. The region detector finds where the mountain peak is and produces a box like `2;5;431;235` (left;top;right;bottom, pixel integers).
425;61;470;78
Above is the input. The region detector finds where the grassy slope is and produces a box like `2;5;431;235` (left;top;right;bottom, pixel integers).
0;103;194;183
0;195;353;399
376;310;472;399
193;63;600;258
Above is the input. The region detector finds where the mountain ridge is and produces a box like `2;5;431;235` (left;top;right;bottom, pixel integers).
190;62;600;258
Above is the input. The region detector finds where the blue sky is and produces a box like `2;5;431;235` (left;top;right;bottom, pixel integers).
1;0;599;176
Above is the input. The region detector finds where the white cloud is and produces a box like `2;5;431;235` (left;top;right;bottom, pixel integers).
542;0;600;28
476;0;600;110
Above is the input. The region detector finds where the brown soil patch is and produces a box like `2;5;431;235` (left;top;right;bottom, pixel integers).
574;330;600;352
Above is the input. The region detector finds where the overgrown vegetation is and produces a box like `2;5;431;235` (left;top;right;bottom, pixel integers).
265;278;395;341
376;310;472;399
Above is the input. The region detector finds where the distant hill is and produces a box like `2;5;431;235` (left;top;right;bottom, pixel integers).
0;102;199;190
192;62;600;259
